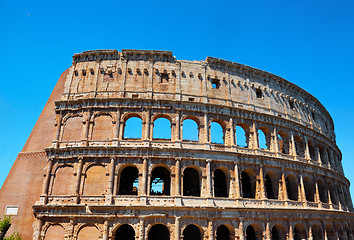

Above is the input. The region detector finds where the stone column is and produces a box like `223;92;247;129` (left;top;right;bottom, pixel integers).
290;134;297;157
273;127;279;154
175;110;181;142
82;111;91;146
229;118;235;147
305;138;310;160
281;172;287;200
33;218;43;240
299;174;306;203
108;157;116;195
141;157;148;196
308;225;312;240
139;218;145;240
265;222;270;240
53;113;63;147
102;220;109;240
175;158;181;196
234;161;240;198
75;157;84;199
206;159;213;198
203;112;210;145
175;217;180;240
239;220;244;240
257;166;265;199
143;108;151;140
42;157;53;198
115;108;121;140
315;180;320;203
288;222;293;240
317;148;322;165
208;219;214;240
252;122;258;149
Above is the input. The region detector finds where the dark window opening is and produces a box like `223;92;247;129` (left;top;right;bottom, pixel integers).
160;72;169;83
90;69;94;75
265;174;275;199
150;167;170;196
74;70;78;76
285;176;298;201
183;225;201;240
211;78;220;89
214;169;228;197
216;225;230;240
311;112;316;121
271;226;279;240
241;171;254;198
304;177;314;202
82;70;86;76
115;224;135;240
294;225;307;240
118;166;139;195
183;168;200;197
256;89;263;98
246;226;256;240
148;224;169;240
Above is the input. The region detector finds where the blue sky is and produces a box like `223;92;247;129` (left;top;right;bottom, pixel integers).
1;0;354;196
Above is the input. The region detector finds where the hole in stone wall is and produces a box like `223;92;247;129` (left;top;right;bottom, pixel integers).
214;169;228;197
150;167;170;196
160;72;169;83
183;225;201;240
124;117;142;139
211;121;224;144
183;119;198;141
118;166;139;195
183;168;200;197
153;118;171;140
115;224;135;240
211;78;220;89
256;88;263;98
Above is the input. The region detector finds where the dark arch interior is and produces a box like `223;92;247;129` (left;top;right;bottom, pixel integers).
148;224;169;240
241;171;254;198
115;224;135;240
285;176;298;201
312;225;323;240
271;226;279;240
183;168;200;196
265;174;275;199
150;167;170;195
214;169;228;197
294;225;306;240
118;166;139;195
183;225;201;240
216;225;230;240
303;177;314;202
246;225;256;240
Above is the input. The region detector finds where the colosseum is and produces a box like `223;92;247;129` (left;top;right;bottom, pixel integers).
0;49;353;240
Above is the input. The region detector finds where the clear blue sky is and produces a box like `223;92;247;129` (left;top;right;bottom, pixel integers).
1;0;354;197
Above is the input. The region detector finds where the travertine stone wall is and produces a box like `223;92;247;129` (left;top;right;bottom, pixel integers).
27;50;354;239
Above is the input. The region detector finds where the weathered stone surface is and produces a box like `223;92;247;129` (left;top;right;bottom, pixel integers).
1;49;353;240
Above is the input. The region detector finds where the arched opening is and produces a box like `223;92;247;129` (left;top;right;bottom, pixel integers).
325;224;335;240
303;176;314;202
148;224;169;240
257;128;270;150
317;179;327;203
124;117;142;139
153;117;171;140
150;167;170;195
77;225;100;240
236;124;248;148
214;169;228;197
183;168;200;197
83;165;107;196
183;119;199;141
271;224;286;240
245;225;256;240
312;224;323;240
115;224;135;240
265;172;277;199
285;174;298;201
183;224;201;240
294;136;305;158
211;121;224;144
241;170;255;199
91;114;114;140
308;140;317;161
277;131;289;154
51;165;74;195
216;225;230;240
118;166;139;195
294;224;307;240
329;185;337;205
44;225;65;240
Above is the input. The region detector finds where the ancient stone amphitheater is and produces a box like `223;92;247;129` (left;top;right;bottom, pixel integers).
0;49;353;240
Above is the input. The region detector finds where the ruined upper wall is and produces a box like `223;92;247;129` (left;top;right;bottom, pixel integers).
62;49;335;141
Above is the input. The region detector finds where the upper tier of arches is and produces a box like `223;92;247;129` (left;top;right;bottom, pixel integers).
63;50;335;141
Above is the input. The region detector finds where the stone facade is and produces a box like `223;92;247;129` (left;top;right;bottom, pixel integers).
1;49;353;240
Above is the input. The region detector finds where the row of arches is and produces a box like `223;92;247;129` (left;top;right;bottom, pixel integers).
49;161;352;209
59;113;340;171
43;221;353;240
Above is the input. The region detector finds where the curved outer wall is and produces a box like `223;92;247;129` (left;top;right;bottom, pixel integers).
0;49;353;239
